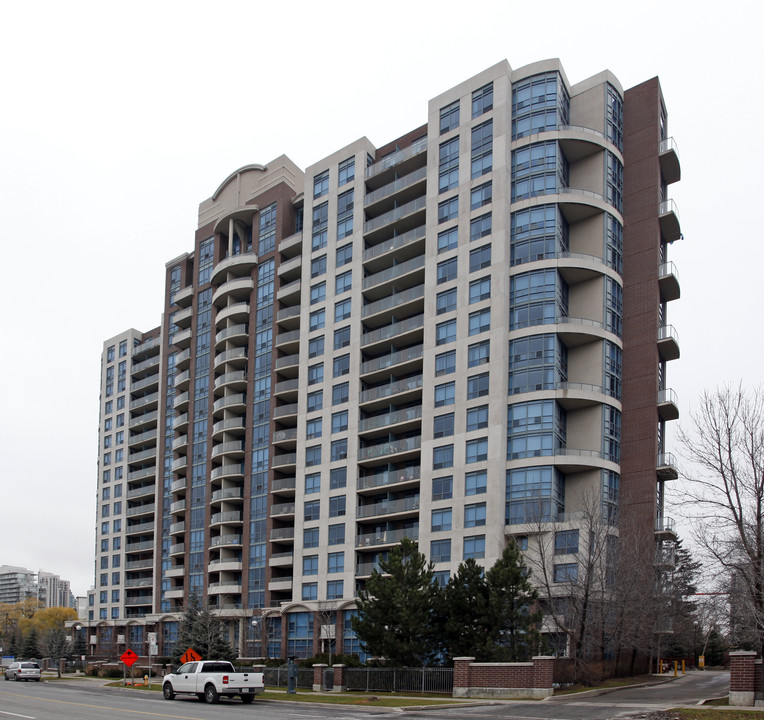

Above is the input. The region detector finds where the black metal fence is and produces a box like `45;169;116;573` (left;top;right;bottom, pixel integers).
263;666;314;689
343;666;453;694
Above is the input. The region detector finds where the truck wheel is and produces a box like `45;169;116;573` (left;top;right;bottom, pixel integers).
162;683;175;700
241;694;254;704
204;684;220;704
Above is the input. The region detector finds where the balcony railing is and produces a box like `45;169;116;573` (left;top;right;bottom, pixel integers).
359;406;422;433
358;435;421;460
360;374;423;404
358;466;421;491
356;526;419;548
363;225;426;261
357;495;420;519
365;136;428;179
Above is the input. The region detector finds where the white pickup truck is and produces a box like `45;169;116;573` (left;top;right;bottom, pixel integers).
162;660;264;704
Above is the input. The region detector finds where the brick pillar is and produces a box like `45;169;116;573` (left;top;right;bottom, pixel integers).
332;664;346;692
729;651;757;706
312;663;328;692
531;656;555;695
452;657;474;698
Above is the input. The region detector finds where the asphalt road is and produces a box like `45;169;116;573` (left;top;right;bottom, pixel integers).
0;671;730;720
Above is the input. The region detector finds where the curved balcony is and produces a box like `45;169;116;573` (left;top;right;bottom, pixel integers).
215;323;249;349
276;305;301;330
173;413;189;432
659;262;680;302
174;369;191;391
210;511;243;527
170;499;186;514
517;188;617;225
173;305;194;329
552;448;614;474
655;516;678;540
210;464;244;481
658;325;680;361
212;393;246;414
171;456;187;473
214;347;247;371
216;302;250;326
211;417;246;439
214;370;248;394
659;199;681;243
658;388;680;421
277;279;301;303
173;391;189;411
212;277;254;308
659;137;681;185
208;582;244;596
275;329;301;352
175;349;191;371
169;521;185;535
208;559;243;573
657;452;679;481
211;487;244;504
170;478;186;494
172;328;192;350
173;285;194;308
210;251;258;285
210;534;243;549
211;440;245;460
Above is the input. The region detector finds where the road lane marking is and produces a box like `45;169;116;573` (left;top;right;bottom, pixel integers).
0;712;36;719
0;690;209;719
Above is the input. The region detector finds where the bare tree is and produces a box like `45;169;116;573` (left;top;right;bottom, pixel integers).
315;602;338;664
679;384;764;653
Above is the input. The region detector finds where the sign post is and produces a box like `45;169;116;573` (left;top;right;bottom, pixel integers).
147;632;157;683
121;649;139;686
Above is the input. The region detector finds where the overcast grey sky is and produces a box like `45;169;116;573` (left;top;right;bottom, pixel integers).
0;0;760;597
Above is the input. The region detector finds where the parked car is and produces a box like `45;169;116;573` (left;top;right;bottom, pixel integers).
4;662;41;682
162;660;264;704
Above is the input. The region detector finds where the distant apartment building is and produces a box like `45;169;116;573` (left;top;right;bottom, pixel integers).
0;566;74;608
82;58;682;660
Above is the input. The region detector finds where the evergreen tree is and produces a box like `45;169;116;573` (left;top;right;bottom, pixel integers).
439;558;494;660
352;538;441;665
21;626;40;659
175;597;236;663
484;541;541;661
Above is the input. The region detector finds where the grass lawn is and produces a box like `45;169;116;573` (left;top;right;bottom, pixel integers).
666;711;763;720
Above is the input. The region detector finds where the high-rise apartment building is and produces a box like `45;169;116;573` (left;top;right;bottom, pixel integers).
83;59;681;660
0;566;74;608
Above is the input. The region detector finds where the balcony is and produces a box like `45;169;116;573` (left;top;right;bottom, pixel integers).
131;354;160;376
270;527;295;542
215;323;249;348
273;403;298;420
173;391;189;411
278;254;302;283
357;495;419;520
173;305;194;329
271;502;295;517
363;225;426;271
275;353;299;373
275;329;301;351
360;346;423;379
274;378;299;398
210;511;243;527
211;487;244;503
358;435;421;464
208;582;243;595
210;535;243;548
175;349;191;371
173;285;194;307
364;254;425;295
361;313;424;350
211;417;246;438
658;325;680;361
208;559;243;573
174;369;191;391
214;347;247;370
216;302;250;326
210;464;244;481
657;452;679;481
129;428;157;449
127;466;156;482
659;137;681;185
365;165;427;211
173;413;189;431
213;393;246;413
268;576;293;592
363;195;427;242
658;262;680;302
169;543;185;556
358;405;422;438
170;499;186;513
128;447;157;464
126;484;155;500
271;476;296;494
358;466;421;493
172;328;192;350
359;374;423;408
365;136;427;183
272;453;297;469
126;503;155;518
658;388;680;421
659;199;681;243
131;374;159;393
169;521;185;534
276;305;301;329
277;279;301;303
273;427;298;445
356;526;419;549
129;392;158;412
362;284;425;322
269;551;294;567
170;478;186;494
171;456;187;473
211;440;245;460
212;277;254;307
655;516;678;540
214;370;247;393
210;250;258;285
278;231;302;257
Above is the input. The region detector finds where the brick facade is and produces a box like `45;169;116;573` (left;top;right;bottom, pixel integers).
729;651;757;706
452;656;555;699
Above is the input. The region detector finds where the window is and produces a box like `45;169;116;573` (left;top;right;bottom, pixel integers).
331;439;348;461
433;444;454;469
302;583;318;601
470;213;492;241
604;277;623;337
304;527;319;548
511;141;566;201
312;201;328;250
605;213;623;273
334;326;350;349
465;502;487;527
508;334;567;394
469;276;491;304
308;336;324;358
468;308;491;335
471;181;492;210
328;523;345;545
336;270;352;295
327;580;344;600
467;372;489;399
305;473;321;494
116;414;123;428
104;435;112;449
472;82;493;118
436;319;457;346
330;467;347;489
117;396;124;409
304;500;320;521
438;196;458;224
603;405;621;462
468;340;490;367
435;381;455;407
466;438;488;464
337;188;354;240
431;539;451;563
506;466;564;524
440;99;460;134
434;413;455;438
305;445;322;466
606;83;623;151
335;298;352;322
104;400;113;414
436;288;457;315
332;410;348;433
336;243;353;267
328;552;344;573
311;255;327;278
432;508;452;532
439;136;459;193
605;151;623;213
512;71;569;140
437;227;458;254
309;309;325;331
307;363;324;385
111;572;120;585
464;535;486;560
107;346;115;362
554;563;578;583
437;257;458;284
469;244;491;272
511;204;568;265
604;341;622;400
465;469;487;496
303;555;318;575
435;350;456;376
433;475;453;501
307;390;323;413
310;282;326;305
467;405;488;431
510;268;568;330
555;529;579;555
515;535;528;550
313;170;329;199
329;495;346;517
338;156;355;185
114;449;123;463
332;382;349;405
333;354;350;378
507;399;566;459
471;119;493;178
113;501;121;515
